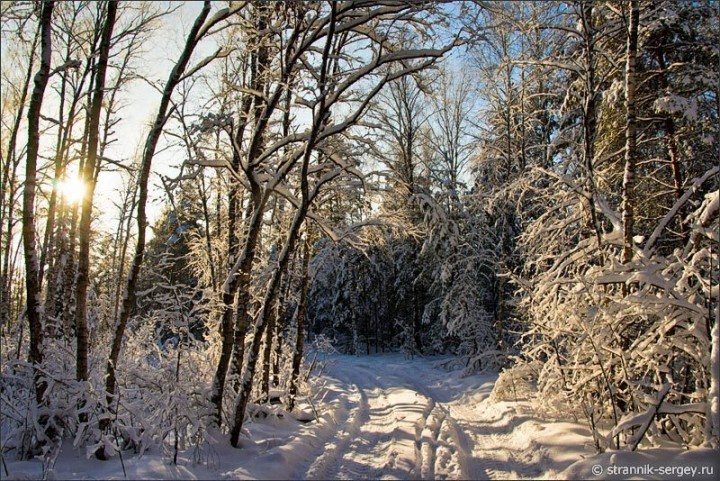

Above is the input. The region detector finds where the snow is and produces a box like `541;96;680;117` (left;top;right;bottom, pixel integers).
4;354;718;480
654;94;699;122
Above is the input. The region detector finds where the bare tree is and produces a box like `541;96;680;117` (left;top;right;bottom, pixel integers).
209;2;270;425
100;1;240;450
427;68;474;195
74;0;117;384
1;25;39;333
219;1;458;446
21;0;55;406
371;74;428;200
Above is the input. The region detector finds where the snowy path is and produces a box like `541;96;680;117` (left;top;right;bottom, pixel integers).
303;353;542;480
7;352;580;481
8;353;716;480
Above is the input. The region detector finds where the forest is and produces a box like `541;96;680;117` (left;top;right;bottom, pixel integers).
0;0;718;478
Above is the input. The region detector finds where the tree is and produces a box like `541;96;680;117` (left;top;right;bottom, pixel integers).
100;1;240;450
207;1;272;426
74;0;117;385
426;68;474;196
620;0;639;265
1;17;38;338
218;0;459;447
495;0;720;449
22;0;55;407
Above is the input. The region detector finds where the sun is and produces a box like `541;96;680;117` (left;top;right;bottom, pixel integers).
58;177;86;205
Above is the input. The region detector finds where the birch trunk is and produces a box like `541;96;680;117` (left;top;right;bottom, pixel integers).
74;0;117;384
621;0;640;264
22;0;55;405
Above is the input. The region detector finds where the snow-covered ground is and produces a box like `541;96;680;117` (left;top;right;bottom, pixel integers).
5;353;718;480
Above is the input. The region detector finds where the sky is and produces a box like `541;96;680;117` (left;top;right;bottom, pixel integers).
2;0;478;238
93;1;211;231
1;1;206;234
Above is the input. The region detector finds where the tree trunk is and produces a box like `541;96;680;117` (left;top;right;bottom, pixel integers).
214;188;262;423
75;0;117;384
273;267;291;388
580;2;604;248
57;99;93;336
39;47;69;293
287;238;310;412
22;0;55;405
260;299;276;403
655;51;687;243
621;0;640;265
197;176;217;289
112;178;138;323
230;198;309;447
272;310;283;387
60;185;84;336
211;2;271;426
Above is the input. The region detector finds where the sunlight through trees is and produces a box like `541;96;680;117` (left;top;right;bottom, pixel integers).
0;1;717;473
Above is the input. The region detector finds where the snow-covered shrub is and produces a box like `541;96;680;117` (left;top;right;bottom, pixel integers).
517;172;718;450
1;326;112;460
1;360;42;458
304;334;338;380
87;313;216;461
490;362;540;403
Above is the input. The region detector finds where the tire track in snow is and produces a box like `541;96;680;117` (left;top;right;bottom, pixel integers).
403;372;478;480
449;405;505;480
304;381;367;480
305;359;437;480
304;355;509;480
402;362;547;480
448;399;549;480
417;400;450;480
